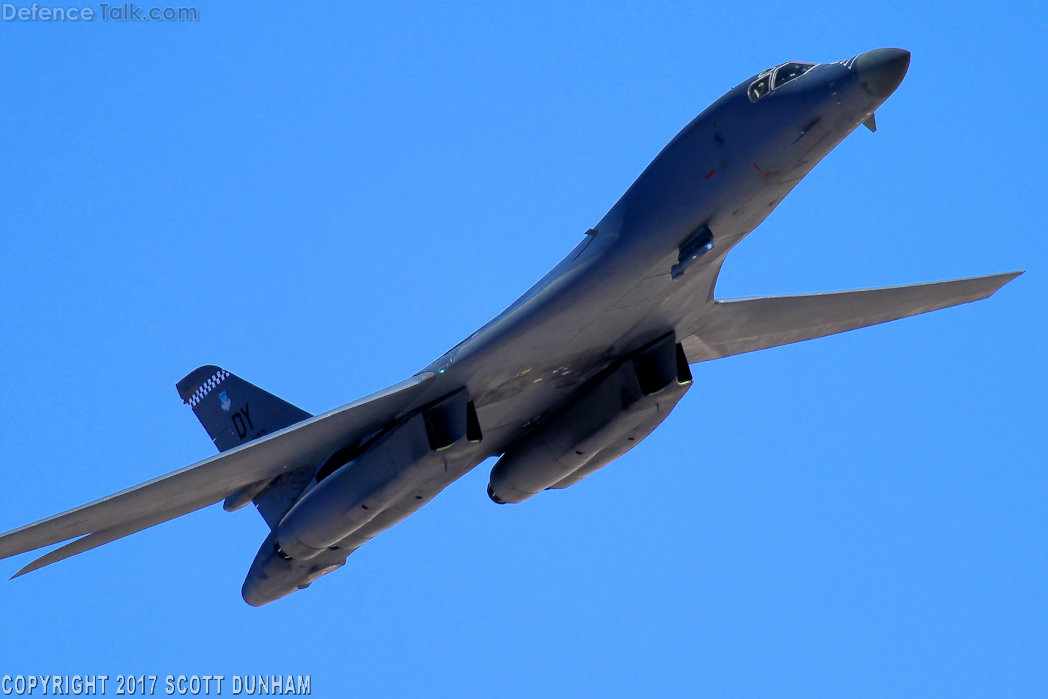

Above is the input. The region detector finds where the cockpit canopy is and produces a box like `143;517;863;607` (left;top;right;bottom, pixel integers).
748;62;816;102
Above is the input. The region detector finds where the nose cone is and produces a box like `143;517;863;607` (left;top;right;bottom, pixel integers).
854;48;911;98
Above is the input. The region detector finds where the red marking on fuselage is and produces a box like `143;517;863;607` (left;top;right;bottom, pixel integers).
704;169;716;179
753;163;767;176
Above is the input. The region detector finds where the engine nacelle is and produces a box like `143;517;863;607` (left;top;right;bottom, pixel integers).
487;335;692;504
241;389;480;604
275;389;473;561
275;413;431;559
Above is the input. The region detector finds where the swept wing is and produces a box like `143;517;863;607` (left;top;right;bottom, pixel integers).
0;373;434;568
682;272;1021;363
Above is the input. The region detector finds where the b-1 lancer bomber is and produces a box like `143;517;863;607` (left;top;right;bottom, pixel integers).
0;48;1021;605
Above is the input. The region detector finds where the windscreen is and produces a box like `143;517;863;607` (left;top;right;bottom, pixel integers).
773;63;815;88
748;74;771;101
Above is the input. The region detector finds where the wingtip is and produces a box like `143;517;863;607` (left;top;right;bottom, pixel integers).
991;270;1025;289
11;563;35;579
961;270;1024;302
11;551;53;578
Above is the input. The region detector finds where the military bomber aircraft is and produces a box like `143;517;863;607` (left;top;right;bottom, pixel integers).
0;48;1021;605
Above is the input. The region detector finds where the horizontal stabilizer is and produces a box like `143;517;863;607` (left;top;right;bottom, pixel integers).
682;272;1022;363
0;372;435;566
12;494;216;578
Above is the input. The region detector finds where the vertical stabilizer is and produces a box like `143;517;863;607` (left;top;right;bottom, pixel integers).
176;366;317;526
176;365;312;452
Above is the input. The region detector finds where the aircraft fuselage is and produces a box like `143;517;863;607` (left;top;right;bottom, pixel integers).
241;50;914;604
419;55;892;457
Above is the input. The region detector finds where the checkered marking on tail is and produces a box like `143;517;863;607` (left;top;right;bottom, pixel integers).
188;369;230;407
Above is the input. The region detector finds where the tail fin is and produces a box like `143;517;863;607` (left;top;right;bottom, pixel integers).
176;366;316;526
176;365;312;452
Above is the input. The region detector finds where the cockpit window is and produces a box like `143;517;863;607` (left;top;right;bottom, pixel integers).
748;74;771;102
773;62;815;89
749;62;816;102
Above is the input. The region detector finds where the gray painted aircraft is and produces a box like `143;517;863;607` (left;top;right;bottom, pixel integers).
0;48;1022;605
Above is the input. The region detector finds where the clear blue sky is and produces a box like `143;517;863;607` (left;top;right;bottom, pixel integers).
1;2;1044;696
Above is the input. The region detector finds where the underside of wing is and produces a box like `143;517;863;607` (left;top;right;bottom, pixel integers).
11;494;218;578
682;272;1022;363
0;372;435;568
